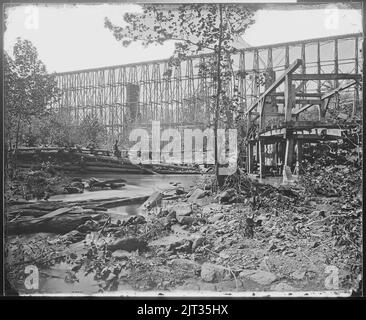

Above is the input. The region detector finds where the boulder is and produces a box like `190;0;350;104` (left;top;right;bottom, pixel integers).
175;187;186;195
169;259;201;277
177;216;195;225
187;188;206;203
239;269;277;286
108;237;148;252
208;213;224;223
77;219;99;233
64;186;83;194
70;181;84;190
201;263;231;282
291;270;306;280
123;215;146;226
170;203;193;217
217;188;236;204
141;191;163;210
61;230;85;243
192;236;205;252
202;204;222;215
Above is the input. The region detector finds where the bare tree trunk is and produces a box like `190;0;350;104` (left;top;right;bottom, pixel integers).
15;113;22;150
214;3;223;190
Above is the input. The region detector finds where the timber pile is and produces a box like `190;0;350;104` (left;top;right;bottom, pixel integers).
6;195;149;235
13;147;200;175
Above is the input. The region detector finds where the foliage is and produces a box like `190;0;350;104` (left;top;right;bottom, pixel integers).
4;38;60;149
78;114;107;148
19;111;107;148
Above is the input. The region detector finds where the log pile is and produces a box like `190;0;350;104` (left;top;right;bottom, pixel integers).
6;195;149;235
13;147;200;175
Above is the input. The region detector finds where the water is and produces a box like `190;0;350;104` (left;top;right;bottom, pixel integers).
12;174;202;295
49;174;202;218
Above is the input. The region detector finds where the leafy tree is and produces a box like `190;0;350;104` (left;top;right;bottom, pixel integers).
105;4;255;186
78;114;107;148
4;38;60;150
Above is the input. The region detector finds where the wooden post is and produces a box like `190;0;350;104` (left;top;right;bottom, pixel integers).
297;139;303;174
284;75;293;123
259;139;265;179
317;41;321;93
334;39;339;88
285;46;289;69
247;142;254;174
283;130;295;182
274;142;279;165
259;99;265;130
284;135;295;169
353;37;359;116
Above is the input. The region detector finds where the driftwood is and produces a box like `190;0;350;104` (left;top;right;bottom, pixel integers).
89;178;127;190
7;213;96;235
95;196;149;209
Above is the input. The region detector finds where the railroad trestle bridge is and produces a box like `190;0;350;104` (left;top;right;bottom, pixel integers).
52;33;362;177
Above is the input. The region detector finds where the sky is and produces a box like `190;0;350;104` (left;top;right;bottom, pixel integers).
4;3;362;73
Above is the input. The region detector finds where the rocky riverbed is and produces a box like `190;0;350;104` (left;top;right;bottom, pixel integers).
5;168;362;296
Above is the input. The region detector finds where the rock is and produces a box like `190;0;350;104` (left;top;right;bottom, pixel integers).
77;219;99;233
201;263;231;282
239;269;277;286
71;177;83;182
169;258;201;277
337;112;348;120
70;181;84;190
149;234;191;251
202;204;222;215
291;270;306;280
108;237;148;252
141;191;163;210
218;250;231;259
112;250;132;260
170;203;193;217
187;188;206;203
61;230;85;243
123;215;146;226
64;186;83;194
176;187;186;195
270;282;298;291
192;236;205;251
208;213;224;223
217;188;236;204
167;210;177;220
172;240;192;252
178;216;195;225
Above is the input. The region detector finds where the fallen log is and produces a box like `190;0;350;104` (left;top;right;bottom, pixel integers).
6;213;95;235
83;166;145;173
96;196;149;209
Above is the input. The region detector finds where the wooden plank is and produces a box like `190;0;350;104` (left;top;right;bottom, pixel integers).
291;73;361;81
293;104;314;115
269;92;322;97
276;98;322;105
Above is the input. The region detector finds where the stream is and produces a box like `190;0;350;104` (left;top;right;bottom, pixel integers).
51;173;202;216
13;174;202;295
